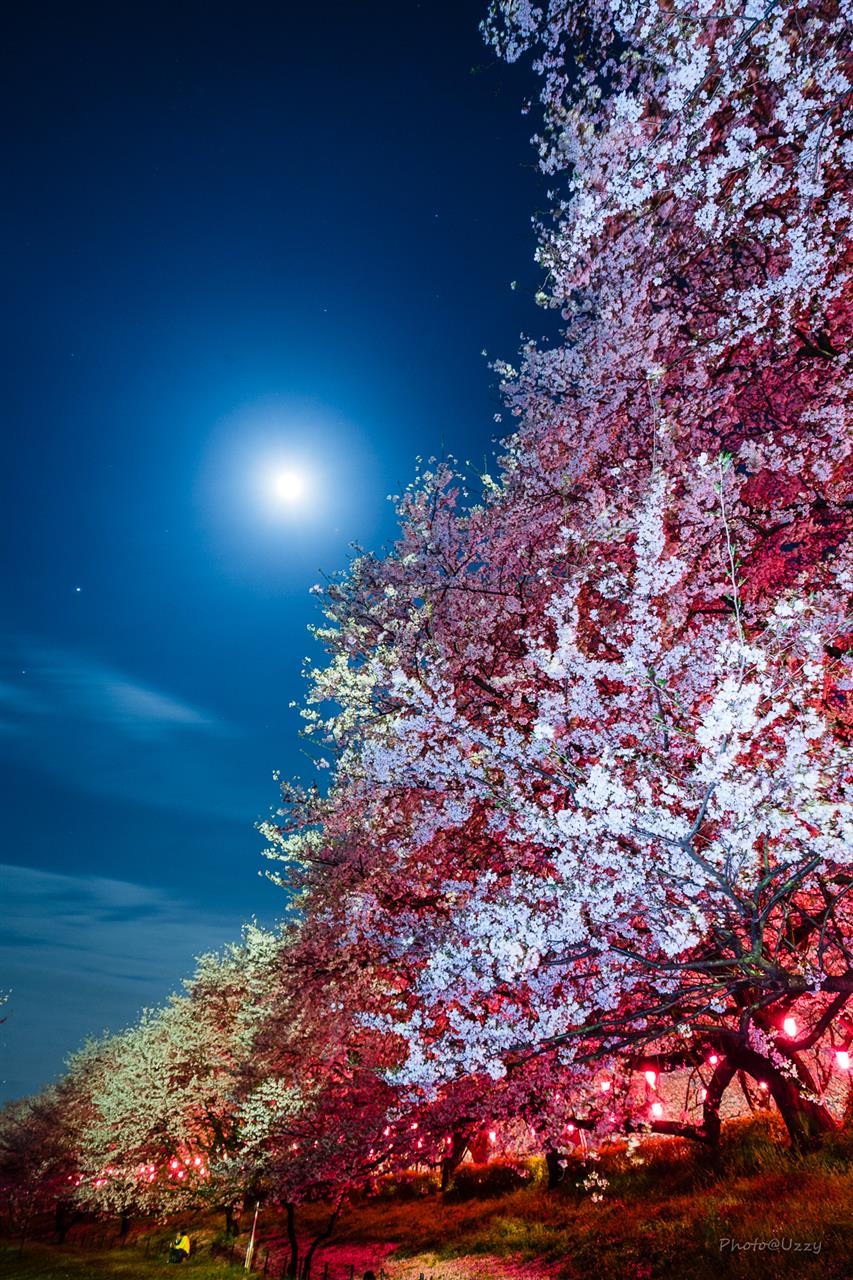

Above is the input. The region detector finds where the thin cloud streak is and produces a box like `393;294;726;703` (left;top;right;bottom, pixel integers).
0;863;247;1102
0;636;270;819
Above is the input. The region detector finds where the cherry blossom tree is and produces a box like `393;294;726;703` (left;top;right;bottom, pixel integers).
71;924;282;1227
268;0;852;1152
0;1085;79;1241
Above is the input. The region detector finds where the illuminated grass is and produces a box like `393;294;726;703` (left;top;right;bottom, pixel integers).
4;1123;853;1280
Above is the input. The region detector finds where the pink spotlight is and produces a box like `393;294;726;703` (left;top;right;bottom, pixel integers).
836;1050;851;1071
783;1017;797;1038
700;1088;707;1102
651;1102;663;1118
708;1054;719;1066
600;1080;611;1093
488;1130;497;1144
644;1070;657;1088
759;1081;768;1091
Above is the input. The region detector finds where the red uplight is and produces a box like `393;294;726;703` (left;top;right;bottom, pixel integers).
836;1050;850;1070
644;1070;657;1088
783;1017;797;1038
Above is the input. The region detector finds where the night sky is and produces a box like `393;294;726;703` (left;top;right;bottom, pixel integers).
0;1;547;1100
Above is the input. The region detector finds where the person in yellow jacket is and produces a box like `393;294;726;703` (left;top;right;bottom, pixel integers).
168;1230;190;1263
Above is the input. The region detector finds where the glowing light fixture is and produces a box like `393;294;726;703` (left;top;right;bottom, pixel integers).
836;1050;850;1070
783;1016;797;1037
644;1069;657;1088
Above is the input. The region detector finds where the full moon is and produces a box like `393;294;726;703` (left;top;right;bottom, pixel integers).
271;470;306;504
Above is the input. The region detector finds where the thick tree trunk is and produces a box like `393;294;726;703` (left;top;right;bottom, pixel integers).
724;1043;836;1151
224;1204;236;1238
544;1148;564;1190
54;1199;76;1244
770;1079;835;1151
440;1127;470;1192
118;1212;130;1240
701;1059;738;1147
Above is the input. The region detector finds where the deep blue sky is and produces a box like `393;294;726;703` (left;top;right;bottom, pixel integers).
0;1;546;1099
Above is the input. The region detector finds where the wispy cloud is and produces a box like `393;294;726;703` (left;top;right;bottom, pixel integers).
0;638;270;818
6;643;223;738
101;680;215;730
0;863;245;1102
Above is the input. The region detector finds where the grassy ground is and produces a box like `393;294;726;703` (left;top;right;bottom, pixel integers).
3;1119;852;1280
0;1242;249;1280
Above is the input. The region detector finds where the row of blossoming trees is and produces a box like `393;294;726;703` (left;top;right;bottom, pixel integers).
2;0;852;1268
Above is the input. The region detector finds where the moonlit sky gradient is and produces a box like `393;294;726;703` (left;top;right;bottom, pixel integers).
0;1;547;1100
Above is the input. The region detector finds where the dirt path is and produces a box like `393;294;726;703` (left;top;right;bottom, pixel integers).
273;1239;562;1280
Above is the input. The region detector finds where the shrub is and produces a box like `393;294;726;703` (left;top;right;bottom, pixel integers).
445;1159;532;1201
369;1169;440;1201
